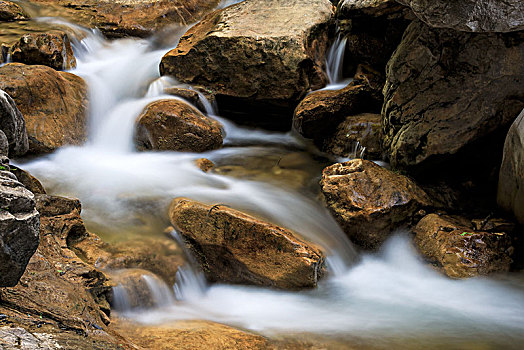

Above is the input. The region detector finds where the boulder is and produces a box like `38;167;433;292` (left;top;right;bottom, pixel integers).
336;0;411;73
0;89;29;157
320;159;433;249
9;165;46;194
498;108;524;224
164;86;208;113
0;1;28;22
10;32;76;70
160;0;334;129
134;99;223;152
382;21;524;174
397;0;524;33
25;0;220;38
1;194;113;332
0;64;88;153
169;198;325;289
322;113;382;159
293;65;384;143
0;169;39;287
0;130;7;156
414;213;513;278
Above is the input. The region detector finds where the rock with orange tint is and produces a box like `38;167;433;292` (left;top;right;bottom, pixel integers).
169;198;325;289
10;32;76;70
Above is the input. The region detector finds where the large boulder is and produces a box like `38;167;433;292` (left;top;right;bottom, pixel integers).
414;214;513;278
0;89;28;157
10;32;76;70
0;64;88;153
293;65;384;144
169;198;325;289
320;159;434;249
0;1;28;22
24;0;220;38
397;0;524;33
382;21;524;174
134;99;223;152
160;0;334;129
0;168;39;287
498;108;524;224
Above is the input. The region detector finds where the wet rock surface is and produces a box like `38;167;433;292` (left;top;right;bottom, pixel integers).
169;198;326;289
0;64;88;153
397;0;524;33
414;214;514;278
0;168;39;287
9;31;76;70
382;21;524;175
9;165;46;195
0;89;28;157
0;1;28;22
320;159;434;249
135;99;223;152
498;108;524;224
160;0;334;129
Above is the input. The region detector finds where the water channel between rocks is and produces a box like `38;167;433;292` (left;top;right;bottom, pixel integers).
12;14;524;350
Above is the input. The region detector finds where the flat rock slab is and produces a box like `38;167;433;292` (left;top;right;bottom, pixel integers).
169;198;325;290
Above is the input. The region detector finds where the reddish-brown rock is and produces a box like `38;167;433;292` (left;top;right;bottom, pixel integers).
10;32;76;70
0;1;28;22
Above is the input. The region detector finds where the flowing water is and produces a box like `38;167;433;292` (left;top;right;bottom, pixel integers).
12;11;524;349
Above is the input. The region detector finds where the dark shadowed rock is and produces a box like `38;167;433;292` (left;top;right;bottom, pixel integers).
169;198;325;289
414;214;513;278
160;0;334;129
397;0;524;33
320;159;434;249
10;32;76;70
135;99;223;152
0;89;28;157
382;21;524;174
0;170;39;287
498;108;524;224
0;1;28;22
0;64;88;153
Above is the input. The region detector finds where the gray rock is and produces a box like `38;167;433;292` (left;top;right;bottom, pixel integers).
0;89;29;157
498;108;524;224
382;21;524;172
0;129;8;156
0;169;39;287
397;0;524;33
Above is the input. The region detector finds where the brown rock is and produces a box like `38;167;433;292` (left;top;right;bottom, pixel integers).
0;64;88;153
382;21;524;174
293;66;384;142
397;0;524;33
10;165;46;194
320;159;434;249
135;99;223;152
322;113;382;159
169;198;325;289
195;158;215;172
414;213;513;278
498;108;524;224
164;86;209;113
10;32;76;70
26;0;220;38
160;0;334;129
0;1;28;22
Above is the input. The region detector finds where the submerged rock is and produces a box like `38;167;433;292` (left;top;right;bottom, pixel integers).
0;169;39;287
0;89;28;157
0;1;28;22
498;108;524;224
135;99;223;152
160;0;334;129
169;198;325;289
10;32;76;70
382;21;524;174
320;159;433;249
397;0;524;33
414;214;513;278
0;64;88;153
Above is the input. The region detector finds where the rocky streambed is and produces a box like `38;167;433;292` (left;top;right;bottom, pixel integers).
1;0;524;349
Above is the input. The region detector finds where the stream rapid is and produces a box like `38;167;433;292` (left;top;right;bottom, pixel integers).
13;11;524;349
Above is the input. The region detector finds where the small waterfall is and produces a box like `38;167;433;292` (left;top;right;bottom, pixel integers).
322;34;352;91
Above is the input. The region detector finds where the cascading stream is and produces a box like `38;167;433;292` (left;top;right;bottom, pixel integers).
14;14;524;349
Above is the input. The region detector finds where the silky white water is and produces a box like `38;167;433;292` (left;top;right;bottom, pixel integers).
15;17;524;348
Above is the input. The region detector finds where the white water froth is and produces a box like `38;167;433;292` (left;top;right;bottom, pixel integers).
15;20;524;345
322;34;353;91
